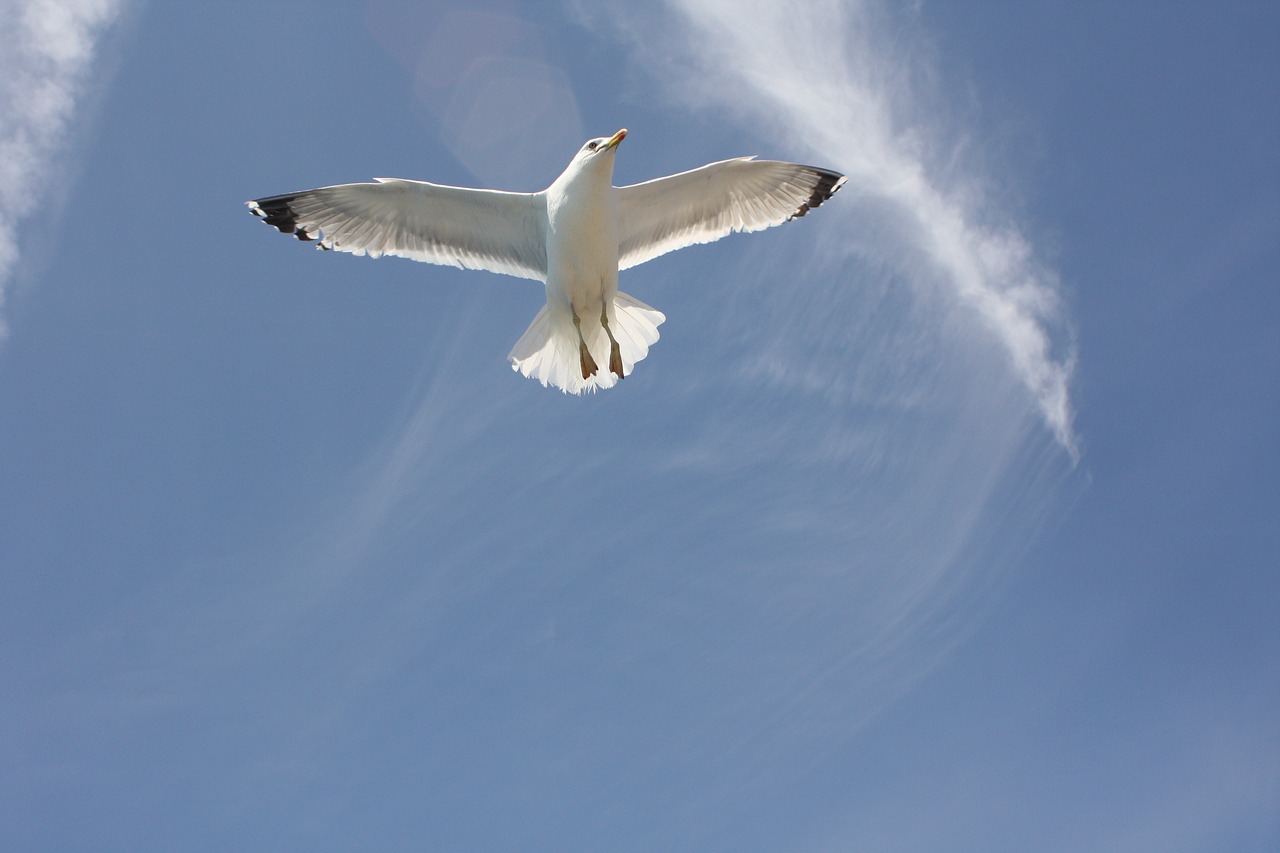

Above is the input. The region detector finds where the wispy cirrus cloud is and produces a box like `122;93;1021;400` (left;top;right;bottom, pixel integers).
593;0;1078;454
36;3;1085;835
0;0;125;338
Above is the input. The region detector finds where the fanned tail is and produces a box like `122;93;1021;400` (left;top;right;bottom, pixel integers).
508;292;665;393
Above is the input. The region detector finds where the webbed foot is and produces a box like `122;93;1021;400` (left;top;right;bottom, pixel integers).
608;341;624;379
579;340;599;378
572;308;598;379
601;303;625;379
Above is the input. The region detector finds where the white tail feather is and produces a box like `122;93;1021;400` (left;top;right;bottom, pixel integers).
508;292;665;393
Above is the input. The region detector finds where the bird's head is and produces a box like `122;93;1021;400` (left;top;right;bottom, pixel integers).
582;128;626;157
558;128;627;185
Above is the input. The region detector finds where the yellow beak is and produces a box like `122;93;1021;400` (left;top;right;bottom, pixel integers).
602;128;627;151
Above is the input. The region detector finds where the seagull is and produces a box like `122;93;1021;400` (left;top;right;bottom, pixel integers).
247;129;845;393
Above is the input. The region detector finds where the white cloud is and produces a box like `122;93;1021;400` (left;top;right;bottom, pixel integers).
593;0;1077;454
110;0;1084;807
0;0;125;339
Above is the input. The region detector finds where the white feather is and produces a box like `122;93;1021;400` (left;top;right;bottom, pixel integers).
247;180;547;280
617;157;846;269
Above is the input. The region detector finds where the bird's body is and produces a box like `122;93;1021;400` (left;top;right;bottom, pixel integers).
248;129;844;393
543;131;626;381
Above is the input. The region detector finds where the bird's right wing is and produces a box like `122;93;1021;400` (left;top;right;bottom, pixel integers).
248;179;547;282
615;157;845;270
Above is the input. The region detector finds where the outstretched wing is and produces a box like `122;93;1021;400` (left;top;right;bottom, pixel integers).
616;158;845;271
247;179;548;282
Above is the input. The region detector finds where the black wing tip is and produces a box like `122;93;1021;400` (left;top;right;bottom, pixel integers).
246;194;319;242
789;167;847;219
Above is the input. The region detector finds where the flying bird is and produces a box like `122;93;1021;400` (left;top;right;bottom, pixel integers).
247;130;844;393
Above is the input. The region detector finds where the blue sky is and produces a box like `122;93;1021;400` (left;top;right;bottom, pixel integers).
1;1;1276;850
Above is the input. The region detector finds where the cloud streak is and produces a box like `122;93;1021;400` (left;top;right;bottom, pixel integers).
64;0;1081;832
0;0;125;339
598;0;1077;453
176;0;1083;751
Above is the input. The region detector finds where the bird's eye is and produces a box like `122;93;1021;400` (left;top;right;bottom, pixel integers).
586;141;598;151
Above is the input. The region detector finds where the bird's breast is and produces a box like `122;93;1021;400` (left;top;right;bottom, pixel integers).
545;185;620;306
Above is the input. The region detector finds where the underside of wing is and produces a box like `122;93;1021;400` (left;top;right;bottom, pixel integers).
616;158;845;270
247;179;548;282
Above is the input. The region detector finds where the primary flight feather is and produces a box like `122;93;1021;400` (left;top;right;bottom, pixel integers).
247;129;845;392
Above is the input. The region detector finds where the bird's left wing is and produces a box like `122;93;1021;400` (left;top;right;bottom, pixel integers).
616;157;845;271
248;179;547;282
